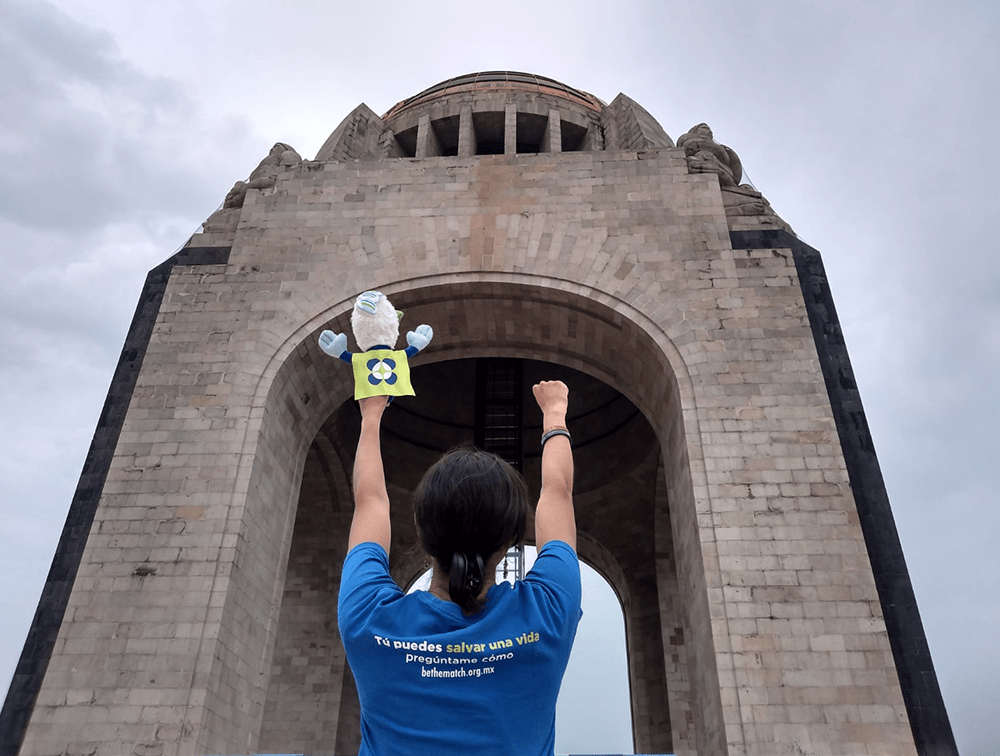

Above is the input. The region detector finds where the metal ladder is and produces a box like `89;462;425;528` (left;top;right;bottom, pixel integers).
475;358;525;583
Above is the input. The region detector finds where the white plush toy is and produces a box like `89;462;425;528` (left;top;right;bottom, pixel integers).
319;290;433;400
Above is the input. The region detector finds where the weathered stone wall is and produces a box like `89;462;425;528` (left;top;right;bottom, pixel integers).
314;103;386;163
602;93;675;151
256;429;354;754
15;142;921;756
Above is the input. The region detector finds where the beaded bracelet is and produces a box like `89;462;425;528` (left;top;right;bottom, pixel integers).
541;427;572;447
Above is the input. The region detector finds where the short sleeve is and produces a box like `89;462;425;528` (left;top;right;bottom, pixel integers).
337;542;403;641
523;540;583;632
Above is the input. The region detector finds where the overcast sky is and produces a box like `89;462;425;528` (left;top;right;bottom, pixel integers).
0;1;997;754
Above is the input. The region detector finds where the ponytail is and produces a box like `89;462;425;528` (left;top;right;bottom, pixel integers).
448;553;486;613
414;447;529;615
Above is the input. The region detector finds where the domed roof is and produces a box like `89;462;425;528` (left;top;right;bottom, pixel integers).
383;71;605;120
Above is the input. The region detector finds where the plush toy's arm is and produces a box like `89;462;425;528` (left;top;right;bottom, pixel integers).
404;324;433;358
319;330;352;364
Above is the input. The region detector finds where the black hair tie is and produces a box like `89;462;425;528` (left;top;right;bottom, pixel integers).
449;553;485;603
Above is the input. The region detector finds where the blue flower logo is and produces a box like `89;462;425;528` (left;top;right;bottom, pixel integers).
367;357;398;386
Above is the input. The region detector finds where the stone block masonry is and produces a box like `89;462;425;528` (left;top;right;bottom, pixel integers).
4;71;955;756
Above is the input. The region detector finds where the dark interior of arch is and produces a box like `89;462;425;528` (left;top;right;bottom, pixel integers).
257;358;684;755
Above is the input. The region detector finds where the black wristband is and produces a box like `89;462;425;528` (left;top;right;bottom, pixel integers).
541;428;572;447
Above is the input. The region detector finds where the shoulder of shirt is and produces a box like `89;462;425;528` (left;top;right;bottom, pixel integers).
538;540;577;557
345;541;388;562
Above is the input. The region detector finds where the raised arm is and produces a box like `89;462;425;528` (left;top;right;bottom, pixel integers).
349;395;392;554
532;381;576;552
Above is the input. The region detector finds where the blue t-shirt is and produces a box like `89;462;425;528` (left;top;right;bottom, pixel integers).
338;540;582;756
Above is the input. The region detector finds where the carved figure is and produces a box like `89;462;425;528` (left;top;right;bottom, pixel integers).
677;123;788;227
226;181;249;206
247;142;302;190
202;181;248;233
721;184;773;216
201;143;302;233
677;123;742;188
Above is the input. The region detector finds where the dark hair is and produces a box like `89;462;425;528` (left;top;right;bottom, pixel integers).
413;447;529;614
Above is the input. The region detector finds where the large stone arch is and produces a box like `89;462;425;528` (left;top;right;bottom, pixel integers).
244;274;719;754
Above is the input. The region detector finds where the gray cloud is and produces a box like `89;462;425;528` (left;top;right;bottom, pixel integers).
0;0;263;236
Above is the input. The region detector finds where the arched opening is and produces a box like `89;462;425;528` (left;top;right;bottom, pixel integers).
257;358;680;754
559;557;633;755
240;278;718;755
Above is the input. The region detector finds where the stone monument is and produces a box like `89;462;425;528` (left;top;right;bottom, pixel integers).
2;72;956;756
